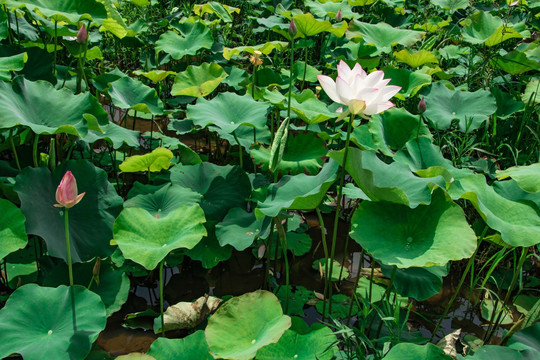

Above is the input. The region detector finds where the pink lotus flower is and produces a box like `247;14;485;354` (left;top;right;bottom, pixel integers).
317;60;401;116
54;171;85;208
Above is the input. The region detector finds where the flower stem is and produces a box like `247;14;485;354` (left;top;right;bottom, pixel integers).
287;38;294;120
327;115;355;314
316;208;330;321
274;217;289;313
159;259;165;337
9;128;21;170
65;208;74;287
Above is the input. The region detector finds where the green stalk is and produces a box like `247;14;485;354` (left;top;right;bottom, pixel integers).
9;128;21;170
431;230;486;340
233;131;243;169
159;259;165;337
327;114;355;314
33;134;39;167
53;20;57;74
287;38;294;120
64;209;74;287
274;217;290;313
316;208;331;321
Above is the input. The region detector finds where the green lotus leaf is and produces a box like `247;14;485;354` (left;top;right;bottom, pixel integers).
0;198;27;260
286;232;313;256
383;68;432;100
312;258;349;282
350;189;477;268
305;0;355;19
522;79;539;104
0;52;27;81
251;132;327;175
0;46;55;83
205;290;291;360
461;11;523;46
192;2;239;23
289;89;339;124
480;295;513;325
5;0;108;24
382;343;452;360
217;123;272;151
497;163;540;193
348;0;376;5
0;284;106;360
461;345;533;360
82;122;140;149
116;353;156;360
42;259;130;317
329;148;446;208
113;205;207;270
223;41;289;60
170;162;251;221
147;331;213;360
97;0;129;38
4;245;38;289
423;82;496;131
492;50;540;75
431;0;469;13
0;77;108;137
449;174;540;247
316;294;358;320
14;160;123;263
273;13;347;40
155;22;213;60
215;207;264;251
257;317;337;360
275;286;314;317
347;20;425;55
119;147;173;173
255;160;339;218
394;49;438;68
355;277;391;304
107;76;164;114
507;322;540;353
134;69;176;83
172;62;228;97
187;92;270;134
381;264;448;301
491;88;525;119
185;224;233;268
288;61;322;82
124;183;202;218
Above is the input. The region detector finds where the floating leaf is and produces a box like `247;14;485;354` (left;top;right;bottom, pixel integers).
205;290;291;360
171;62;228;97
382;343;452;360
119;148;173;173
215;207;264;251
113;205;206;270
0;284;106;360
350;189;477;268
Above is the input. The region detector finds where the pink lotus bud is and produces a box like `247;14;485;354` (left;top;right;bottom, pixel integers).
418;97;426;114
257;244;266;259
54;171;85;208
76;24;88;44
288;19;297;37
335;9;343;21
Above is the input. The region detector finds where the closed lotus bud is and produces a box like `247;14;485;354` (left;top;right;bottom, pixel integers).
53;171;85;208
418;97;427;114
288;19;297;37
76;24;88;44
335;9;343;21
92;257;101;286
257;244;266;259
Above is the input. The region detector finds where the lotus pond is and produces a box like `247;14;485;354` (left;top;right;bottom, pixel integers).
0;0;539;359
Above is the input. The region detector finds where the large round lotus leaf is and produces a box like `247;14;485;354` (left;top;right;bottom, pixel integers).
42;259;130;317
273;13;347;40
250;132;327;175
215;207;263;251
172;62;228;97
383;68;432;100
449;174;540;247
82;122;140;149
497;163;540;193
0;77;108;137
350;189;477;268
462;345;531;360
155;22;213;60
255;159;338;218
187;92;270;134
461;11;523;46
305;0;355;19
147;331;213;360
382;343;451;360
394;49;438;68
119;147;173;173
381;263;448;301
14;160;123;263
170;163;251;221
0;284;106;360
423;82;496;132
205;290;291;360
347;20;425;55
0;198;27;260
124;183;202;218
256;318;337;360
107;76;164;114
329;148;446;208
5;0;107;24
186;224;233;269
222;41;289;61
113;205;206;270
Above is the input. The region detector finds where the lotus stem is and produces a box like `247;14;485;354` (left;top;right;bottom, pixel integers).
159;259;165;337
64;208;74;287
287;38;294;120
316;208;331;321
9;128;21;170
32;134;39;167
232;131;243;169
327;114;355;315
274;217;290;313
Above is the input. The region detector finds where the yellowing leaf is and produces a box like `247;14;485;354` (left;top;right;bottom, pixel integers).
394;49;438;68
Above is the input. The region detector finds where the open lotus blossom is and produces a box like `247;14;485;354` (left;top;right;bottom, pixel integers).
317;60;401;116
54;171;85;208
